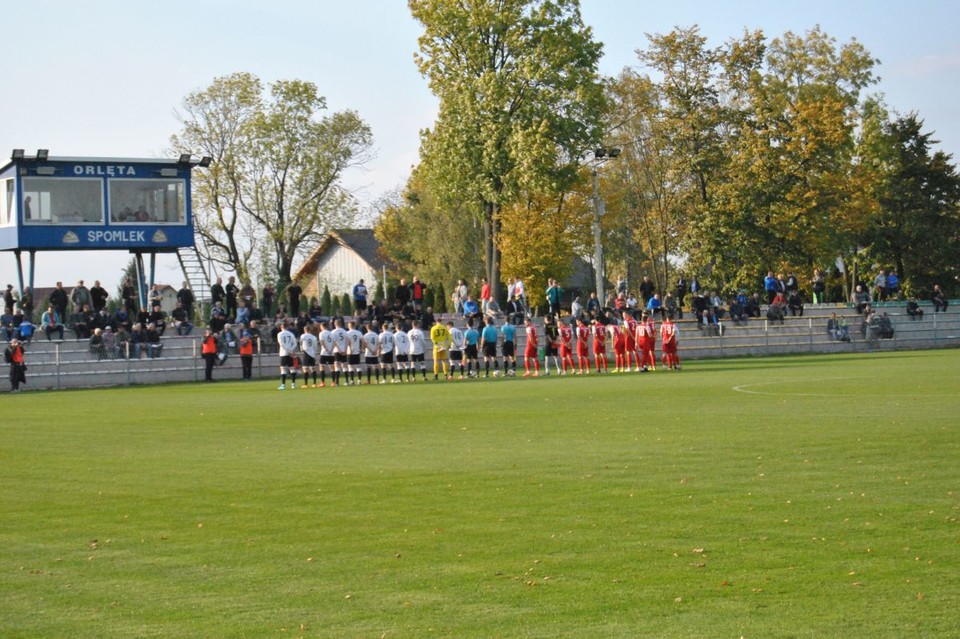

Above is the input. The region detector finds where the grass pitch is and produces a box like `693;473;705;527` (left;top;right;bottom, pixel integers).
2;350;959;638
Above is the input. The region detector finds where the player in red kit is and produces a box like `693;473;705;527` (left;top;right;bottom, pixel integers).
644;312;658;371
609;322;627;372
660;316;681;369
591;320;609;373
635;313;654;371
623;313;639;372
559;319;575;374
575;317;591;374
522;318;540;377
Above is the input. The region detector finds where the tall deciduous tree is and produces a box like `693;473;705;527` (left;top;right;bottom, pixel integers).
172;72;373;288
410;0;606;298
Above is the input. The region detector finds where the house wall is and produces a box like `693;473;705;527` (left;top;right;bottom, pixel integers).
302;243;380;303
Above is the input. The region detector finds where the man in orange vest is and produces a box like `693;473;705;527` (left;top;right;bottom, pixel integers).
200;327;219;382
5;337;26;392
239;329;255;380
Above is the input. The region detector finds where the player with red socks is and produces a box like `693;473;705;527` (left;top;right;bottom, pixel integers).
522;318;540;377
591;319;609;373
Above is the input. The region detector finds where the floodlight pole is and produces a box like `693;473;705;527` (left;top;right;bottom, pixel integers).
590;147;620;303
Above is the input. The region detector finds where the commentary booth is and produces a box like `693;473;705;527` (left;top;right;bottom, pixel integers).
0;149;209;309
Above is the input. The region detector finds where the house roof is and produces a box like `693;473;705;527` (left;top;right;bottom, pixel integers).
292;229;391;283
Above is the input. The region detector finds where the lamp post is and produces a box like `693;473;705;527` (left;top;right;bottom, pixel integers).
590;147;621;302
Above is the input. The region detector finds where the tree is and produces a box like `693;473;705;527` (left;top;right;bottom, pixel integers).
172;72;373;288
320;285;332;316
866;114;960;293
410;0;606;299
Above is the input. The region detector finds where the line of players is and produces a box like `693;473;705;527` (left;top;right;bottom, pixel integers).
272;312;680;389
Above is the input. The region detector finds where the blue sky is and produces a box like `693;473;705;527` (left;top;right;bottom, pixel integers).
3;0;958;287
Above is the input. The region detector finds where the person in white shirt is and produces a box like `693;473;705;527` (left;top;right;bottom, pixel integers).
299;324;319;387
318;321;335;387
361;323;381;385
378;323;397;383
394;324;411;382
407;321;427;381
448;320;466;379
276;321;299;390
345;320;364;386
331;319;348;386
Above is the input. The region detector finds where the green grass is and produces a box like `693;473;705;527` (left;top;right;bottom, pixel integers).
2;350;959;638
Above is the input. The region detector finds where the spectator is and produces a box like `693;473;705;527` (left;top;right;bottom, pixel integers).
906;298;924;321
261;283;275;320
149;304;167;336
353;278;369;313
463;296;481;321
210;277;226;308
18;317;35;343
225;276;239;319
744;294;762;318
675;276;688;309
41;305;65;340
787;291;804;317
148;284;163;311
239;281;256;308
879;312;895;339
545;278;563;317
853;285;871;314
3;284;15;315
209;301;228;332
1;308;14;342
784;272;799;295
89;328;107;360
700;309;720;336
570;296;584;321
484;297;502;321
811;268;826;304
20;287;34;322
121;277;138;313
115;326;131;358
873;270;888;302
410;277;427;317
5;337;26;393
764;271;779;304
646;293;665;320
766;300;786;325
113;304;133;332
452;278;468;314
73;304;94;340
171;302;194;335
728;297;747;326
145;323;164;358
886;271;900;300
931;285;948;313
70;280;92;315
49;281;69;320
708;291;725;320
826;312;850;342
639;276;655;306
177;282;195;320
102;326;118;358
664;291;679;320
90;280;109;313
585;292;601;317
691;291;708;326
235;300;251;326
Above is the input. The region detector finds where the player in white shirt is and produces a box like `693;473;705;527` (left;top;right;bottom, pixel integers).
448;321;466;379
394;324;411;382
345;321;364;386
318;322;335;387
299;324;319;387
276;321;299;390
378;324;397;383
361;323;380;384
330;319;349;386
407;321;427;381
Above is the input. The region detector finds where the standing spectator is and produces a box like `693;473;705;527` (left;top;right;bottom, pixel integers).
70;280;92;315
121;277;138;313
675;276;687;309
811;268;826;304
931;284;949;312
639;276;655;307
200;328;219;382
873;270;888;302
513;277;527;316
89;280;109;313
453;279;468;314
177;282;195;320
784;272;799;295
478;278;491;315
764;271;779;304
5;337;26;392
570;296;584;321
411;276;427;318
210;277;226;308
261;284;275;320
239;281;256;308
148;284;163;310
585;292;601;317
225;276;239;319
885;271;900;299
353;278;369;313
4;284;16;315
50;281;69;320
286;281;302;318
19;286;34;322
239;329;255;380
395;278;411;309
545;278;563;317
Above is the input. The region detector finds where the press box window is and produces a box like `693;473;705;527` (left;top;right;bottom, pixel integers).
21;177;104;225
108;179;186;224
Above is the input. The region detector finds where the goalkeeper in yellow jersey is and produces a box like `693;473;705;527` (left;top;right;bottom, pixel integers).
429;318;452;380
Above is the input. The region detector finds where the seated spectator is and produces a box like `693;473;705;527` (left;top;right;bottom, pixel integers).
145;323;163;358
18;318;35;343
771;291;787;308
484;297;502;320
171;301;194;335
931;285;948;312
744;294;762;318
235;301;251;326
691;292;708;326
114;326;131;358
906;298;924;320
130;323;147;358
0;309;14;341
700;309;720;336
826;312;850;342
89;328;107;360
221;324;239;354
113;305;133;332
646;293;665;320
74;304;97;340
463;296;481;320
727;298;747;325
853;285;870;314
148;304;167;336
93;307;112;330
209;301;228;332
879;312;895;339
787;291;804;317
41;305;65;340
766;301;785;325
663;291;679;320
102;326;117;358
708;291;725;320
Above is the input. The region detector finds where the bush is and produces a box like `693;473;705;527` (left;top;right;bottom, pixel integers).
321;286;332;316
434;282;447;313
